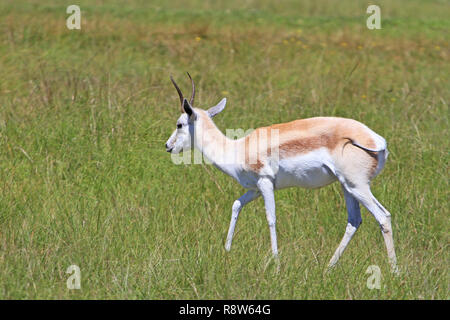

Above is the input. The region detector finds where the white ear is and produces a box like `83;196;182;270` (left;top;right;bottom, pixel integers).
207;98;227;118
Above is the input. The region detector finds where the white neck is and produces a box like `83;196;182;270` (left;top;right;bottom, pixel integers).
193;113;241;176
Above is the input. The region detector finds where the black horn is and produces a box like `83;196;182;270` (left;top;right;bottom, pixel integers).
187;72;195;106
170;75;184;113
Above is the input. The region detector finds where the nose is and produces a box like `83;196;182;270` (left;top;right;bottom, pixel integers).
165;143;168;149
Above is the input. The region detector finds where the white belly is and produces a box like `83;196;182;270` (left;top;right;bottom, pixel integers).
274;150;337;189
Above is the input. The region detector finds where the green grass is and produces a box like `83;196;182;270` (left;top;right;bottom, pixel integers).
0;0;448;299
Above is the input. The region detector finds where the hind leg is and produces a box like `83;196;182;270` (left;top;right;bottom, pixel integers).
368;196;398;273
328;185;362;269
345;183;398;273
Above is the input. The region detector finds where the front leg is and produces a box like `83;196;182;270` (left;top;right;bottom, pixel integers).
225;189;260;251
257;177;278;257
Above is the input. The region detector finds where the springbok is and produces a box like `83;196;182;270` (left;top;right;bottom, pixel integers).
165;73;398;272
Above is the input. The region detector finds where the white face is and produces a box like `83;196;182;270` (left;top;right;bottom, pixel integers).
165;113;193;154
165;98;226;154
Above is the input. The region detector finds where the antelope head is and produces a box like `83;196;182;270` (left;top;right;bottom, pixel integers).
165;73;227;154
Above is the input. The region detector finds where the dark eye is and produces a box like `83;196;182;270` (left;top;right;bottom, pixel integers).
177;124;182;129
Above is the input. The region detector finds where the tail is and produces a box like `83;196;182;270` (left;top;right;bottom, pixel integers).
343;136;387;153
344;138;383;153
343;137;389;177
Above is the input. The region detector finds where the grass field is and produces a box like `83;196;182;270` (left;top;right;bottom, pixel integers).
0;0;448;299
